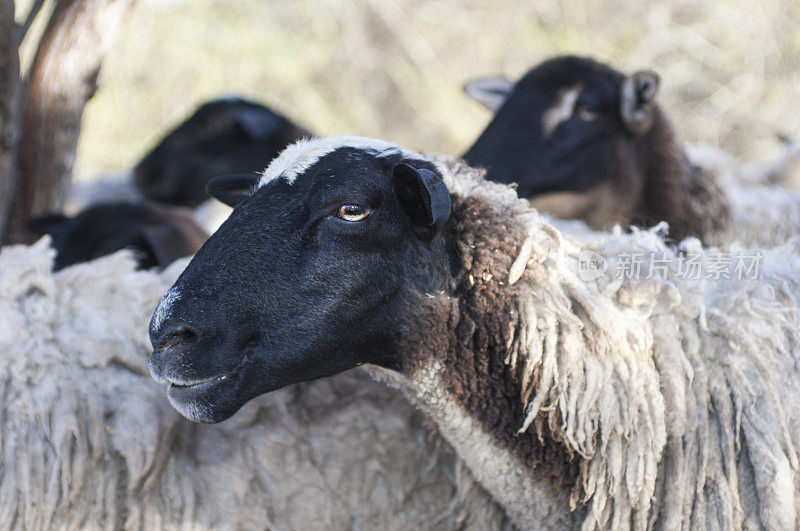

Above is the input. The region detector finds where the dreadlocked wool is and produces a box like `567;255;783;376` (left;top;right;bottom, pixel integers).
370;158;800;530
0;238;506;530
5;152;799;529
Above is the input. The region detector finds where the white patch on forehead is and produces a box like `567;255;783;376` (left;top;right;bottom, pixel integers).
152;288;180;330
257;135;425;187
541;83;583;137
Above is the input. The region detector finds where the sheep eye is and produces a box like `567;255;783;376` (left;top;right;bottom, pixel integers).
337;204;371;222
577;105;598;121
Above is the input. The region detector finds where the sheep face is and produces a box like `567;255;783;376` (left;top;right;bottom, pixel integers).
463;56;659;199
148;141;452;423
30;202;209;270
134;98;308;208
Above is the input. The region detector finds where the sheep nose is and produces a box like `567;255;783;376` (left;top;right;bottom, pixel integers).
150;319;201;353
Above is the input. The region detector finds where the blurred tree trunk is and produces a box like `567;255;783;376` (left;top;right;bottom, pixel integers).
0;0;20;242
1;0;135;245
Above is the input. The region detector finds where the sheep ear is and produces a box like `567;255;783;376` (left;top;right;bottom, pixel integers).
29;213;69;237
393;163;451;240
139;225;187;267
140;219;207;267
463;75;515;112
620;70;660;135
206;174;259;207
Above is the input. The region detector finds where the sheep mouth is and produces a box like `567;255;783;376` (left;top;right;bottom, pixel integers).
167;365;240;389
166;355;250;404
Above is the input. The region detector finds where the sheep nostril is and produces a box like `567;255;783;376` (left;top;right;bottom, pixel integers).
156;322;201;352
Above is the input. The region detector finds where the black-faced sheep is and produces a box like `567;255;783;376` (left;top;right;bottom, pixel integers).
134;97;310;208
462;55;731;245
150;136;800;529
30;201;208;270
0;239;506;529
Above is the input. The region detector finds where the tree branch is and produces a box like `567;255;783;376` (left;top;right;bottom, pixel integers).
7;0;135;243
18;0;45;45
0;0;21;244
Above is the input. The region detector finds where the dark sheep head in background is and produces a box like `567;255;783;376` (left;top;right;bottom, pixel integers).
30;202;209;270
463;55;660;198
134;97;310;208
462;55;729;244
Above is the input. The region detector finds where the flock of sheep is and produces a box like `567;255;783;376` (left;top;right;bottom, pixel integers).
1;55;800;529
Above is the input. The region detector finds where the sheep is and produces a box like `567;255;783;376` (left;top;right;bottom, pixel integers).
66;97;310;236
67;174;232;236
29;201;209;270
149;135;800;530
0;237;507;529
463;55;800;248
462;55;731;245
134;97;311;208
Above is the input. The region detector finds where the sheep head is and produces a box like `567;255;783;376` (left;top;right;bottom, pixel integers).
463;55;662;200
134;97;309;208
148;136;453;423
30;202;208;270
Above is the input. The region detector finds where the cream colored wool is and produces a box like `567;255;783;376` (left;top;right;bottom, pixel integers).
370;158;800;530
726;184;800;248
0;238;506;530
688;141;800;190
683;143;800;247
10;153;800;529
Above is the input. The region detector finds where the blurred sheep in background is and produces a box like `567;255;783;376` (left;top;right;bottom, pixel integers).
72;0;800;184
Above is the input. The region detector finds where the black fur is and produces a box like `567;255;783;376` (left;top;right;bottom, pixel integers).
463;55;729;243
206;174;260;208
148;147;452;423
134;98;310;207
31;202;208;270
464;56;627;197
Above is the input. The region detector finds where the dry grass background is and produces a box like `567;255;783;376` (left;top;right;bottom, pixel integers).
61;0;800;180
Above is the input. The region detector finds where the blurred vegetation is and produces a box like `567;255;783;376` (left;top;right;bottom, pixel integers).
70;0;800;180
